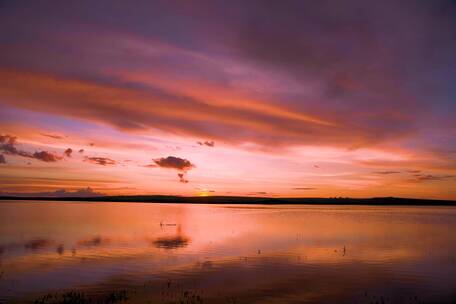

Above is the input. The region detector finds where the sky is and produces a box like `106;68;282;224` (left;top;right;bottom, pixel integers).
0;0;455;199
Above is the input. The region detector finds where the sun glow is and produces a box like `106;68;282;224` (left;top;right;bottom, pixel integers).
197;189;211;197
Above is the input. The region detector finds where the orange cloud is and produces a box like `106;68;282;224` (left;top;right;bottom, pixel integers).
0;70;415;149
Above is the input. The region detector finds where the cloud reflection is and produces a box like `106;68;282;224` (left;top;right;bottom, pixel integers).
153;225;190;250
24;238;54;251
77;236;110;247
153;235;190;250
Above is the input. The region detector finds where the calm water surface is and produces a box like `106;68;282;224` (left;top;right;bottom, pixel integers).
0;201;455;303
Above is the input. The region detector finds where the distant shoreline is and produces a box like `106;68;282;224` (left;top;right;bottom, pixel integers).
0;195;455;206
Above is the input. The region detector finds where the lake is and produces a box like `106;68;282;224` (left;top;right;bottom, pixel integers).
0;201;455;303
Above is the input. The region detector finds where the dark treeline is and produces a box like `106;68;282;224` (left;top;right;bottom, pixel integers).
0;195;455;205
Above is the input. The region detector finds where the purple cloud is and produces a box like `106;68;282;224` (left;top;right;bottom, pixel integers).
1;134;61;162
64;148;73;157
197;141;215;147
152;156;195;171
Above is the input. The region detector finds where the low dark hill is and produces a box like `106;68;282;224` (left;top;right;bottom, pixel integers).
0;195;455;205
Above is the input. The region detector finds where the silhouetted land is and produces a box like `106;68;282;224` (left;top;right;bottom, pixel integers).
0;195;455;205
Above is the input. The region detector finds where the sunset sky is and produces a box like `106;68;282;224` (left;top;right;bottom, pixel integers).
0;1;455;199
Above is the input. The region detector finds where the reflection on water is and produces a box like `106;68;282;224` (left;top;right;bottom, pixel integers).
0;201;455;303
153;225;190;250
24;239;54;251
78;236;110;247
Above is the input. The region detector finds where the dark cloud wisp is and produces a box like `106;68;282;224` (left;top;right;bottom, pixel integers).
64;148;73;157
197;141;215;147
0;134;61;162
0;187;104;198
149;156;195;183
84;156;116;166
177;173;189;183
411;174;456;183
373;171;401;175
153;156;195;171
41;133;63;139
